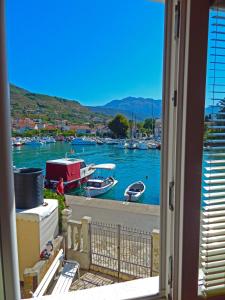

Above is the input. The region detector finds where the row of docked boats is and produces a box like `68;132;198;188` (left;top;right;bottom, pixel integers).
116;140;160;150
12;136;161;150
70;137;120;145
70;137;161;149
12;137;56;147
44;156;146;202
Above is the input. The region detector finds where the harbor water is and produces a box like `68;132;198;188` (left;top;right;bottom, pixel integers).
13;142;161;205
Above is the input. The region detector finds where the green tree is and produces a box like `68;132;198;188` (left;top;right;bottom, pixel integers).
108;114;129;138
143;118;155;135
136;122;147;136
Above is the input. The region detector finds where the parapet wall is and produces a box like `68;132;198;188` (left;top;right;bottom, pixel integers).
65;195;160;232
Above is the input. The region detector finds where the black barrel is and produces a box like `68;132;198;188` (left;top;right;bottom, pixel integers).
14;168;44;209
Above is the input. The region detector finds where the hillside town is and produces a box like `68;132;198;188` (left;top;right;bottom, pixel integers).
11;116;162;139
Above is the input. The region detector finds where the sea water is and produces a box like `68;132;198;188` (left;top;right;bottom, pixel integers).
13;142;161;205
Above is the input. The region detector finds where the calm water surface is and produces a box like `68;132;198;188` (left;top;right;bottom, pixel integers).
13;142;161;205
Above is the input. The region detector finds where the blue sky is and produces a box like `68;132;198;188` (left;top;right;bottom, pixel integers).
6;0;164;106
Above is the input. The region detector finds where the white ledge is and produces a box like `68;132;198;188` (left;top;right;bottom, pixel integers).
25;276;159;300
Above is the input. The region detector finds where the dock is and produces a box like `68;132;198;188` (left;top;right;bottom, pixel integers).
65;195;160;232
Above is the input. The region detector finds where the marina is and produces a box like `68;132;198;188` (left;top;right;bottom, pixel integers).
13;140;161;205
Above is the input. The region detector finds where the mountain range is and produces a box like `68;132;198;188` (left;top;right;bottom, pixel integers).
10;84;218;124
89;98;221;120
88;97;162;121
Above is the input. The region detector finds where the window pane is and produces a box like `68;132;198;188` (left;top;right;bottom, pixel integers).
7;0;165;297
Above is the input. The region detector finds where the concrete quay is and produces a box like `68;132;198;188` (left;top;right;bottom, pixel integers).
65;195;160;232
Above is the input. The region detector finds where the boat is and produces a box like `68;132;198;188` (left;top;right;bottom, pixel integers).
25;139;43;146
104;138;119;145
45;157;95;192
148;141;158;149
127;140;137;149
137;141;148;150
124;181;146;202
116;140;128;149
42;137;56;143
13;141;22;147
12;137;23;147
95;138;104;145
84;163;118;197
71;137;96;145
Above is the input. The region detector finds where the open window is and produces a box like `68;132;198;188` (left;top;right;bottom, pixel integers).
1;0;220;300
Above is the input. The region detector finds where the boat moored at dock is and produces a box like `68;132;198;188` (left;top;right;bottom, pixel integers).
25;139;44;146
124;181;146;202
45;157;95;192
137;141;148;150
127;140;137;149
71;137;96;145
84;163;118;197
116;140;128;149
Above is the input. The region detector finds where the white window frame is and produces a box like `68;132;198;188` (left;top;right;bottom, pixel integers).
0;0;215;299
171;1;211;300
0;0;21;299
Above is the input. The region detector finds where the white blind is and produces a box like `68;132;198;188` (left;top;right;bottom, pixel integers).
200;5;225;297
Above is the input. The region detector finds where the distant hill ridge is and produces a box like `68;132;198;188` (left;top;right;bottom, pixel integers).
89;97;222;121
10;84;108;124
89;96;162;121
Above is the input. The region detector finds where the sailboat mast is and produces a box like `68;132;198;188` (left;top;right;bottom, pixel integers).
131;112;133;139
134;114;136;139
151;101;154;137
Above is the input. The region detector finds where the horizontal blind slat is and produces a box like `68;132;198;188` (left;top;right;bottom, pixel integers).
201;248;225;257
204;172;225;178
204;198;225;205
202;228;225;236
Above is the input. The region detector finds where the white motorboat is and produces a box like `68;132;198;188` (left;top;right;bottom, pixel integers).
148;141;158;149
84;163;118;197
137;141;148;150
116;140;128;149
124;181;146;202
127;140;137;149
42;137;56;143
104;138;118;145
13;140;22;147
25;139;43;146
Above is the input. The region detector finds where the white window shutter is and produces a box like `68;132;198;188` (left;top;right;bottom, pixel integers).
201;6;225;297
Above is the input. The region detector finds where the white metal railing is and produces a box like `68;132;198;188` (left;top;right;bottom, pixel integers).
90;221;153;279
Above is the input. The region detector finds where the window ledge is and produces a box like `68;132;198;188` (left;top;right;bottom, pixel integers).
25;276;160;300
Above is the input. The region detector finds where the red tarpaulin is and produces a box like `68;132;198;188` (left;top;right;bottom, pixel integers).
46;162;81;182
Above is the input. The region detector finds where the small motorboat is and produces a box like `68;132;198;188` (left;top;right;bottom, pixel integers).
84;163;118;197
137;141;148;150
124;181;146;202
13;141;22;147
116;140;128;149
71;137;96;145
148;142;158;149
25;139;43;146
127;140;137;149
